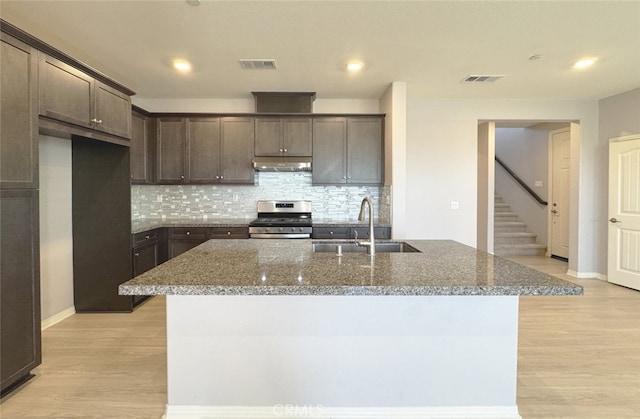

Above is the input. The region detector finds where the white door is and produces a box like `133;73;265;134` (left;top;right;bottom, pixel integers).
608;134;640;291
550;129;570;259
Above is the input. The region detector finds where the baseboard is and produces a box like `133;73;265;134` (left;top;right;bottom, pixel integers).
164;405;521;419
41;306;75;330
567;270;607;281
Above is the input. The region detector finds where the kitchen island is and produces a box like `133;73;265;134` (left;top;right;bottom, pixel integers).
120;239;582;419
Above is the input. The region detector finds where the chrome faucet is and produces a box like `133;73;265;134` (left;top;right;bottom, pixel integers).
357;196;375;256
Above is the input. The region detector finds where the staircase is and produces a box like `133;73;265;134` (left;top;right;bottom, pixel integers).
494;195;546;256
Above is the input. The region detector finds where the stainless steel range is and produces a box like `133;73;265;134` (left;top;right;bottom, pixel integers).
249;200;312;239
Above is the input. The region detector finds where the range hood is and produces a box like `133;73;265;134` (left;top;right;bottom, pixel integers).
253;157;312;172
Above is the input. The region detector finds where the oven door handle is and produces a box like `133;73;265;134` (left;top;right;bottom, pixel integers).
250;233;311;239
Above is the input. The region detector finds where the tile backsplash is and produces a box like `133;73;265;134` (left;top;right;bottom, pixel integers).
131;172;390;222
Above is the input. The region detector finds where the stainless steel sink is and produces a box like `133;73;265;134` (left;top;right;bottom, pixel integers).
312;241;421;253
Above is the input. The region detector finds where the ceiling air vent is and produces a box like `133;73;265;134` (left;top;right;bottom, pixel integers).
462;75;504;83
239;59;277;70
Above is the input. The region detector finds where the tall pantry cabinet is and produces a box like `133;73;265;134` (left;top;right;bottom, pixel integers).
0;31;41;395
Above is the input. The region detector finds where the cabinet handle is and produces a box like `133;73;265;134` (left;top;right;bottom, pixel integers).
280;149;283;152
347;176;351;179
284;148;288;153
342;176;347;179
91;118;103;124
186;231;191;236
134;252;140;257
145;235;150;239
181;175;185;180
227;231;231;235
220;176;224;179
216;176;219;179
330;231;334;235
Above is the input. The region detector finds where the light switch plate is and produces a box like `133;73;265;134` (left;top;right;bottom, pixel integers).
534;181;543;188
450;201;460;210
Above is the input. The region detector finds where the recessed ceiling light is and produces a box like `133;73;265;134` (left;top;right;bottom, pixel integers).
172;59;192;73
573;58;596;69
346;60;364;72
528;54;543;61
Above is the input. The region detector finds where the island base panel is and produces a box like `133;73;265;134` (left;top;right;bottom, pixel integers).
165;295;520;418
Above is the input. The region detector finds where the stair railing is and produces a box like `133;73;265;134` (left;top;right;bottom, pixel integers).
495;156;548;206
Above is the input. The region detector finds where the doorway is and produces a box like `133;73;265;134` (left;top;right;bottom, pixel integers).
477;120;578;267
608;133;640;291
548;128;571;260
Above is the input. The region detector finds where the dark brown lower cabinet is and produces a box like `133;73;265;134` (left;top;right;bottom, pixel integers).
168;227;209;259
0;189;41;395
312;226;391;240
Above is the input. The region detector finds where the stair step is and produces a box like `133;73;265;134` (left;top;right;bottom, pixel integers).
494;221;527;232
494;243;546;257
494;203;511;212
494;232;537;245
494;212;518;221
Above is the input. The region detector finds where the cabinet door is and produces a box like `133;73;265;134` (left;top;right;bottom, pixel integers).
38;53;93;129
283;118;312;156
133;243;158;277
169;239;207;259
312;118;347;184
347;117;383;184
187;118;221;183
0;33;38;189
221;117;255;184
1;190;41;393
94;81;131;139
130;113;153;184
254;118;283;156
157;118;186;184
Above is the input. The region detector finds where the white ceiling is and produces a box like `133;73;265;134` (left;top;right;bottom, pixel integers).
2;1;639;102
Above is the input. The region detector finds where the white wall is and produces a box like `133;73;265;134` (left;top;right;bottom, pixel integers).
380;82;408;239
477;122;495;252
598;87;640;277
405;99;599;275
39;135;74;325
495;126;560;246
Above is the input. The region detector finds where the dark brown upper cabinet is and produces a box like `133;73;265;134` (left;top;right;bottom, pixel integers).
155;117;254;185
346;117;383;184
156;118;186;184
254;117;312;157
38;54;131;139
312;116;383;185
187;118;222;183
0;33;38;190
221;117;255;184
130;112;156;184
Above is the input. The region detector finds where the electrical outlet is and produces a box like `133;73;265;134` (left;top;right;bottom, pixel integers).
450;201;460;210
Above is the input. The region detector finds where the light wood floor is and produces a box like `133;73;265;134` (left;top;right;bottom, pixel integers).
1;256;639;418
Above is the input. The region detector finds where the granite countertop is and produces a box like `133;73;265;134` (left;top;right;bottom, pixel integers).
132;218;391;233
119;239;583;297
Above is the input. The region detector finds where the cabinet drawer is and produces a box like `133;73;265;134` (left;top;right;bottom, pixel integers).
132;229;159;246
351;226;391;240
312;227;350;239
168;227;208;240
210;227;249;239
